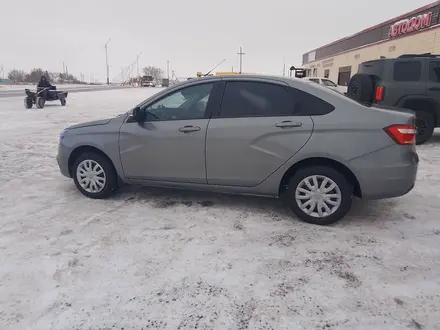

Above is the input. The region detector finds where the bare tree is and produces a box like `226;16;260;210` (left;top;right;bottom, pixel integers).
25;68;45;83
142;66;164;82
8;69;26;83
47;71;59;82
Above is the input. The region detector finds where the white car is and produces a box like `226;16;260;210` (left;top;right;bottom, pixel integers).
142;80;156;87
303;77;347;94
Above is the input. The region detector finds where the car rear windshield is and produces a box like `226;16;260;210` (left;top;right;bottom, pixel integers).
303;80;371;107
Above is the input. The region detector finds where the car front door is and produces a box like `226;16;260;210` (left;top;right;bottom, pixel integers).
119;81;218;183
205;79;314;187
427;60;440;98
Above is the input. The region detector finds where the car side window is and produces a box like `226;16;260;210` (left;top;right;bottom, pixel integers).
309;78;320;84
393;61;421;81
219;81;294;118
291;88;335;116
321;79;337;87
429;61;440;82
143;83;214;121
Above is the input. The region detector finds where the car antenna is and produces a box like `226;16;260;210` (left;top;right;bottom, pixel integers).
203;58;227;77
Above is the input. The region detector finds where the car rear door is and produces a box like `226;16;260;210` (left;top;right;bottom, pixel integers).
205;79;314;187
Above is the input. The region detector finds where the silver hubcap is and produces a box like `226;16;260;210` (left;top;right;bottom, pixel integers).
295;175;342;218
76;160;106;193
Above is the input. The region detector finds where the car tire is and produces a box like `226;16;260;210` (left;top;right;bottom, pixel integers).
72;152;118;199
347;74;374;103
415;110;435;145
60;97;67;106
286;166;353;225
24;97;33;109
36;97;45;109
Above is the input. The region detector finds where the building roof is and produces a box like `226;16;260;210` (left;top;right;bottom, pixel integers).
304;1;439;56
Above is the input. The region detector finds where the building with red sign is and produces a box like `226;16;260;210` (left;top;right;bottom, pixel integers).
301;1;440;86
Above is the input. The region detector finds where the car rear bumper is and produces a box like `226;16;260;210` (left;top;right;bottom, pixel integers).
349;144;418;200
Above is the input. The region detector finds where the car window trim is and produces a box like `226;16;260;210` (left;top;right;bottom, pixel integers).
126;81;219;123
214;79;295;119
429;61;440;83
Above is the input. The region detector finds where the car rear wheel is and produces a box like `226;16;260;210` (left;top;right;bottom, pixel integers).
415;111;434;145
72;152;118;199
286;166;353;225
60;97;67;106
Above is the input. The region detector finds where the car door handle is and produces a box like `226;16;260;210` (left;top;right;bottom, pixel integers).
178;125;201;133
275;121;302;128
428;87;440;91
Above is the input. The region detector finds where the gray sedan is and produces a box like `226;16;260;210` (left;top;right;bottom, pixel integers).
57;75;418;225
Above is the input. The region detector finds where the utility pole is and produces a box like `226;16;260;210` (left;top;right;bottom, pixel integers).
136;52;142;78
0;65;4;79
283;57;286;76
237;46;245;74
166;60;170;79
105;38;111;85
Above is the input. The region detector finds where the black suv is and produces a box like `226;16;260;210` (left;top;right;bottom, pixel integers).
347;53;440;144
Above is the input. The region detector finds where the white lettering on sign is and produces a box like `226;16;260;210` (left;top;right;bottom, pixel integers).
388;12;433;38
308;51;316;62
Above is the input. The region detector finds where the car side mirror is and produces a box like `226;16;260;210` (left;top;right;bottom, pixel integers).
132;107;146;122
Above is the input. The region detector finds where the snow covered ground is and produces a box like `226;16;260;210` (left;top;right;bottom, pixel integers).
1;88;440;330
0;84;129;99
0;84;87;91
0;84;106;90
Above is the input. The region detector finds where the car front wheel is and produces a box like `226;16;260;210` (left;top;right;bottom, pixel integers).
72;152;118;199
287;166;353;225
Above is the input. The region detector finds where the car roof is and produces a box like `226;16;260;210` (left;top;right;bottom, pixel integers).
175;73;341;93
175;74;309;87
304;76;336;80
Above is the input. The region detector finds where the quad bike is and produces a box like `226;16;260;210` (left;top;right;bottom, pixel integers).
24;86;68;109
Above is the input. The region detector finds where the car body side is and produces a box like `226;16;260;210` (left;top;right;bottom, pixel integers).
57;75;418;200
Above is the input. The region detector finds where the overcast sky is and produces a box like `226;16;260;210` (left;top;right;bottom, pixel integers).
1;0;433;82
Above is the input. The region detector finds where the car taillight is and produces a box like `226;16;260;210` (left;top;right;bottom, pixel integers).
375;86;384;101
384;125;416;145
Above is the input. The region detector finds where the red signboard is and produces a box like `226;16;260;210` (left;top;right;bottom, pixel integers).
388;12;433;38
